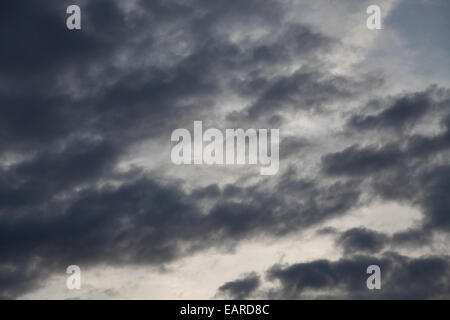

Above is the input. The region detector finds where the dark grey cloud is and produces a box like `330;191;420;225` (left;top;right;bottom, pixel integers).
348;89;432;132
265;253;450;299
228;71;383;123
0;169;363;298
348;86;450;133
280;136;311;158
322;86;450;248
190;184;222;199
321;226;430;254
215;252;450;299
1;0;373;298
336;228;388;254
0;0;343;154
0;138;118;210
322;143;404;177
0;0;122;78
391;228;433;248
217;273;260;300
0;0;144;152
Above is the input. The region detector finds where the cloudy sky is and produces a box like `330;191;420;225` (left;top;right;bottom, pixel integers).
0;0;449;299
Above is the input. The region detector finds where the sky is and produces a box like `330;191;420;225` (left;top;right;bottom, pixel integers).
0;0;449;299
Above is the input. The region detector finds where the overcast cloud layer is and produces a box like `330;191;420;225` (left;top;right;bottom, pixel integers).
0;0;449;299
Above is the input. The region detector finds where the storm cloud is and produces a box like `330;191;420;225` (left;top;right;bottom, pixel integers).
265;253;450;299
0;0;449;299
